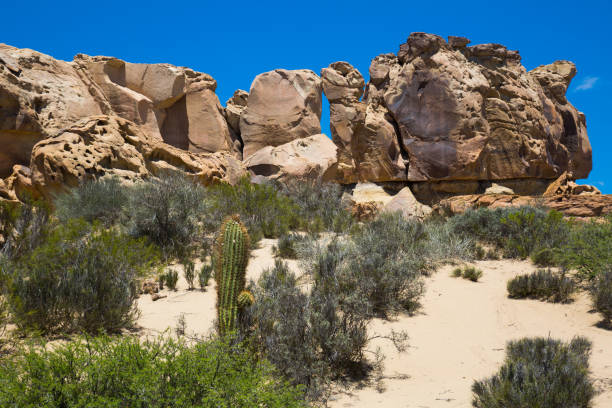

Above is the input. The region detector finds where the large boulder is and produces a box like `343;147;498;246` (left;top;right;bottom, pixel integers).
243;134;336;180
0;44;103;177
323;33;592;188
27;115;245;199
382;186;432;219
240;69;322;158
321;61;406;183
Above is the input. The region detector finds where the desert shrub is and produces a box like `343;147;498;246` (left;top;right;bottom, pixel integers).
472;336;595;408
591;265;612;323
557;215;612;279
0;334;307;408
199;263;213;289
251;256;385;401
4;220;158;334
278;179;352;233
507;269;575;302
54;176;128;226
207;177;299;242
0;197;50;260
344;212;426;317
183;259;196;290
450;207;570;259
274;232;309;259
474;244;486;260
162;269;179;291
422;219;473;263
126;171;208;258
485;249;500;260
452;265;483;282
531;247;557;266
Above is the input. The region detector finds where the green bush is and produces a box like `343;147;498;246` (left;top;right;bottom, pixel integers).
274;232;309;259
251;256;381;401
0;334;307;407
452;265;483;282
507;269;575;302
162;269;179;291
126;171;208;259
449;207;570;259
472;336;595;408
199;263;213;289
54;177;128;226
278;179;352;233
531;247;557;267
345;212;426;317
4;220;158;334
183;259;196;290
591;265;612;323
557;216;612;279
207;177;298;242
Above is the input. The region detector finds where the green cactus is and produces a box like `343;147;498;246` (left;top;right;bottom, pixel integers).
214;215;251;335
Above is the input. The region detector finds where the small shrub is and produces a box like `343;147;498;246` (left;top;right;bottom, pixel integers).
274;232;308;259
591;265;612;323
126;171;207;259
207;177;298;242
157;273;165;290
474;244;485;260
531;247;557;266
278;179;352;233
0;197;50;260
452;265;483;282
198;263;213;289
4;220;158;333
507;269;575;303
557;216;612;279
485;249;500;260
183;259;196;290
54;177;128;226
163;269;179;291
0;334;307;407
472;336;595;408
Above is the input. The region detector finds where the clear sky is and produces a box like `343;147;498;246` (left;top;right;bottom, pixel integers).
2;0;610;192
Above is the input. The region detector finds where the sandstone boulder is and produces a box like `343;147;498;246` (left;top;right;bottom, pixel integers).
324;33;592;186
243;134;336;180
382;186;432;219
28;115;245;199
225;89;248;156
240;69;322;158
351;182;394;205
321;61;406;183
484;183;515;195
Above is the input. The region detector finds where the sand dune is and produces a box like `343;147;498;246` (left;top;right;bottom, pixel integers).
137;241;612;407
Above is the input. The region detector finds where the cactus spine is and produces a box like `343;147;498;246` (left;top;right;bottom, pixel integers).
214;215;250;336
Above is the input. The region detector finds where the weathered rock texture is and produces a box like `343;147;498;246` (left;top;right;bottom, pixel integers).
437;193;612;219
323;33;592;188
26;115;245;199
243;134;336;181
240;69;322;158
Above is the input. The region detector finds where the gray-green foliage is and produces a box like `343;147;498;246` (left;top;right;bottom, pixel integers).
162;270;179;291
507;269;575;303
0;334;308;407
472;337;595;408
198;263;213;289
54;176;128;226
126;171;208;259
591;265;612;323
4;219;158;334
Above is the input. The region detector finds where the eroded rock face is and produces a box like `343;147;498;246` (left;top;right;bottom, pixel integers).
324;33;592;185
225;89;249;157
243;133;336;181
321;61;406;183
240;69;322;158
27;115;245;199
0;44;103;177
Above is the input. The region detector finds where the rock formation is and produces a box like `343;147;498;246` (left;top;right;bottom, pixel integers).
243;134;336;181
25;115;245;200
322;33;592;193
240;69;322;158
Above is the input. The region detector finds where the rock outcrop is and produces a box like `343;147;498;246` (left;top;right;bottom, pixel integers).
26;115;245;199
243;133;336;181
323;33;592;189
240;69;322;158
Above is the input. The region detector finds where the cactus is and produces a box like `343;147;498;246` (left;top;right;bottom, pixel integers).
214;215;251;335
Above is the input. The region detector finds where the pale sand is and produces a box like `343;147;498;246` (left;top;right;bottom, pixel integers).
137;242;612;407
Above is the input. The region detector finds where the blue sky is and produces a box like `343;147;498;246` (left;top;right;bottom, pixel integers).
2;0;610;192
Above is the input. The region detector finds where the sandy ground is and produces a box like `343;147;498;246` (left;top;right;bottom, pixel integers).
137;241;612;407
